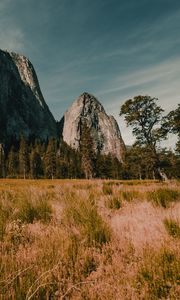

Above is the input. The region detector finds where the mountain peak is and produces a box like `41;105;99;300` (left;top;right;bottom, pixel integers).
61;93;125;161
0;49;57;142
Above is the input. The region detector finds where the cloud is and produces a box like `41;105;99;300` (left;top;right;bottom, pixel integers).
98;57;180;109
0;27;24;52
0;0;11;11
0;0;25;52
95;57;180;148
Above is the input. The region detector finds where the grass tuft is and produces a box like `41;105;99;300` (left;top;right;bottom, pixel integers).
63;195;111;247
164;217;180;238
102;183;113;195
105;196;122;210
15;194;52;224
147;188;180;208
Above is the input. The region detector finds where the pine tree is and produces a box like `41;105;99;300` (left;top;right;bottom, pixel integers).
30;149;42;178
44;139;57;179
19;137;29;179
7;146;18;178
0;143;5;178
80;121;95;179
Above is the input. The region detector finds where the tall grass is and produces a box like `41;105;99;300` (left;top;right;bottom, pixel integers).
137;248;180;299
63;193;111;247
0;179;180;299
164;217;180;238
147;188;180;208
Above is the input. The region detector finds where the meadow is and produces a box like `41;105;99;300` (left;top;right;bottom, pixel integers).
0;179;180;299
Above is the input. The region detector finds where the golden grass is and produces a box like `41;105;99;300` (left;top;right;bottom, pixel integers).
0;179;180;299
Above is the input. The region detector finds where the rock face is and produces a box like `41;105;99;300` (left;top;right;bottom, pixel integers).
0;49;57;142
61;92;125;161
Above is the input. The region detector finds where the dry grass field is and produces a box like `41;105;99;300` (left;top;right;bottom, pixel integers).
0;179;180;299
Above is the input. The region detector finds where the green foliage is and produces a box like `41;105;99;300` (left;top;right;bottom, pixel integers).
120;95;165;148
147;188;180;208
164;104;180;154
123;146;158;179
164;218;180;238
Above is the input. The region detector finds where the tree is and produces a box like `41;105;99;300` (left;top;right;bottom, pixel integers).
120;95;166;151
7;146;18;177
164;104;180;154
0;143;5;178
80;121;95;179
30;149;42;178
120;95;168;178
44;139;57;179
19;137;29;179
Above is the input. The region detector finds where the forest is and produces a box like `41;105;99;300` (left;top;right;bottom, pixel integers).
0;96;179;180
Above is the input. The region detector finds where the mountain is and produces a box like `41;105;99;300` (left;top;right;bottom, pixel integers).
61;92;125;161
0;49;57;143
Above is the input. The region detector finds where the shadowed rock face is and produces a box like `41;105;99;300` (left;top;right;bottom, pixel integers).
61;92;125;161
0;50;57;142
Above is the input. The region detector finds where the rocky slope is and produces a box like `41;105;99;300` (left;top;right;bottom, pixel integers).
61;92;125;161
0;49;57;143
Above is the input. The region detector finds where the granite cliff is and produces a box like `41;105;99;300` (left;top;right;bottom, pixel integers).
0;49;57;142
61;92;125;161
0;50;125;160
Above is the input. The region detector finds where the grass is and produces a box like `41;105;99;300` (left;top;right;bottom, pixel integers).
63;193;111;247
0;179;180;299
102;183;113;195
147;188;180;208
137;248;180;299
164;217;180;238
105;195;122;209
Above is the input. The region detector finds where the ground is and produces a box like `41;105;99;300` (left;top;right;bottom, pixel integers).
0;179;180;299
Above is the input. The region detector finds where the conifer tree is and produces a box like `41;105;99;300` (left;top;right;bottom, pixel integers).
44;139;57;179
30;149;42;178
0;143;5;178
7;146;18;178
19;137;29;179
80;121;95;179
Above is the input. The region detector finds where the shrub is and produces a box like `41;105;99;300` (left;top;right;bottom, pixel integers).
164;218;180;238
147;189;180;208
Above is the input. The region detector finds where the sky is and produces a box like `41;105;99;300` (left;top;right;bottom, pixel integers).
0;0;180;147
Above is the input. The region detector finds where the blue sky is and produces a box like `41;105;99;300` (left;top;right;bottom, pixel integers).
0;0;180;147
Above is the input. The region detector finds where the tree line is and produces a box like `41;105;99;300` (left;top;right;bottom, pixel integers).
0;95;179;180
0;134;123;180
